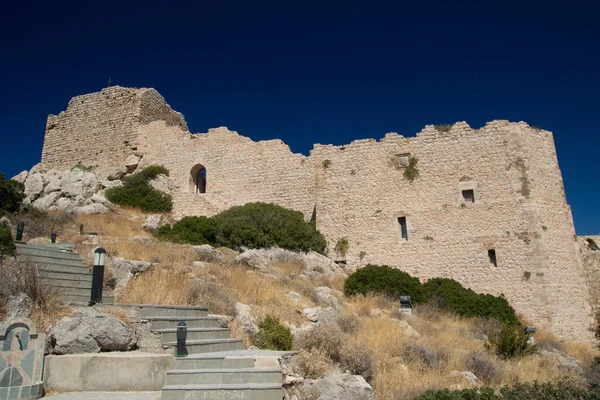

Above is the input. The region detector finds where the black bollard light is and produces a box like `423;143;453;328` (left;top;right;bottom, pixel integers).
524;326;536;345
176;321;188;357
399;295;412;316
90;248;106;304
51;232;57;243
79;224;84;235
16;222;24;242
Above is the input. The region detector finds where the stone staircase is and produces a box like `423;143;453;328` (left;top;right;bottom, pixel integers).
139;305;285;400
15;242;114;304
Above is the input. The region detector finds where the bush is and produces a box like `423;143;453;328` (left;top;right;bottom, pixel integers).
402;344;448;371
213;203;326;253
336;313;361;334
339;341;376;380
344;264;426;303
414;380;597;399
294;323;345;361
0;173;25;216
344;265;520;326
295;348;334;379
0;223;15;256
105;165;172;213
423;278;520;325
486;323;536;360
250;315;293;351
465;352;502;383
156;202;327;254
156;216;217;245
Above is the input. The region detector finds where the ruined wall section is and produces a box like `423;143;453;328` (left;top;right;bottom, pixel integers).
136;123;315;218
40;86;188;178
312;121;592;339
578;236;600;315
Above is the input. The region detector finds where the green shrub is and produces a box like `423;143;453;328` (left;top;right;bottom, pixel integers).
250;315;293;351
403;156;420;182
486;323;536;360
105;165;172;213
0;173;25;217
423;278;520;325
156;216;217;245
414;380;596;399
213;203;326;253
344;264;426;303
344;265;519;325
0;223;15;256
334;237;349;257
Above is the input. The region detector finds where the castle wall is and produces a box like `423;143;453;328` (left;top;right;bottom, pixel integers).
36;86;594;340
136;123;316;219
311;121;592;339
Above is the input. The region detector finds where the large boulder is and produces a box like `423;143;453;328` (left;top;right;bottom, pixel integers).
149;174;175;193
234;303;258;335
61;169;100;198
315;286;343;310
11;170;28;184
110;257;153;293
192;244;223;263
75;203;110;215
303;374;374;400
49;308;137;354
125;154;142;172
4;293;32;320
235;250;268;272
142;214;163;231
303;251;344;277
24;173;44;201
303;307;340;324
32;191;61;210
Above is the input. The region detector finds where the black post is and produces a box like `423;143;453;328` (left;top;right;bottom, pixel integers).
90;264;104;304
79;224;84;235
16;222;24;242
176;322;188;357
51;232;57;243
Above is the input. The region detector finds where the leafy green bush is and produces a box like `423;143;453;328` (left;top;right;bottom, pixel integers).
0;173;25;217
105;165;172;212
250;315;293;351
157;202;327;253
0;223;15;256
213;203;326;253
344;265;519;325
344;264;426;303
156;216;216;245
485;323;536;360
414;379;596;399
334;237;349;257
423;278;520;325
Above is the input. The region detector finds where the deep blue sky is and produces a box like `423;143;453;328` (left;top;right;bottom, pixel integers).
0;1;598;234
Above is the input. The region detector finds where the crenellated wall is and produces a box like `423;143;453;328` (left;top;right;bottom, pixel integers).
35;86;594;341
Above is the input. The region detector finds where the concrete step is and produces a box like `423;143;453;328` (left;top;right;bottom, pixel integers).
161;384;283;400
163;339;244;354
154;328;231;342
172;355;255;370
166;368;282;385
30;258;90;271
149;317;222;330
61;293;115;305
42;278;93;289
16;247;85;262
140;305;208;319
38;270;93;281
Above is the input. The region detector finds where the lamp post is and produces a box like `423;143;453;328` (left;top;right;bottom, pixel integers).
51;232;57;243
524;326;536;346
399;295;412;316
176;322;188;357
90;248;106;304
16;222;24;242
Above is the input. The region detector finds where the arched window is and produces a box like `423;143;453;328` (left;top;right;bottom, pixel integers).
189;164;207;194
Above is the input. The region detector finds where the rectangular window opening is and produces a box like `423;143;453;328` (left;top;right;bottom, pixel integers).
462;189;475;203
488;249;497;267
398;217;408;241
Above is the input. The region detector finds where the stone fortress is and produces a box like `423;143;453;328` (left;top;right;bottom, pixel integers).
35;85;598;341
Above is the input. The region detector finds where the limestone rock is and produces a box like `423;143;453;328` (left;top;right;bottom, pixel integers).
24;173;44;201
101;180;123;189
43;174;62;194
149;174;175;193
303;307;339;324
315;286;343;309
132;236;156;246
284;291;301;303
32;191;60;210
142;214;163;231
89;193;109;205
538;349;582;373
0;216;12;230
303;251;343;277
451;370;478;385
397;320;420;338
303;374;374;400
11;170;28;184
234;303;258;334
110;257;153;293
49;308;136;354
4;293;32;319
209;314;232;329
125;154;142;172
76;203;109;215
235;250;268;271
192;244;223;263
61;170;99;198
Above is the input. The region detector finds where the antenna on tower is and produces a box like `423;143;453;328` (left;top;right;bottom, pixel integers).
107;77;112;87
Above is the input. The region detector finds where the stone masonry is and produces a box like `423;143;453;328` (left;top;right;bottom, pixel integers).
38;86;595;341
